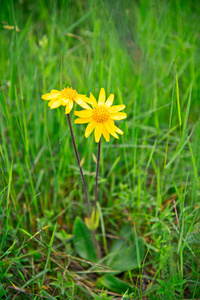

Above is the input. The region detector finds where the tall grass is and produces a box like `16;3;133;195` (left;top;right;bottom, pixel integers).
1;0;200;298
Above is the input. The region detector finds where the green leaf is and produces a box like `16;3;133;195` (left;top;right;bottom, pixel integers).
0;284;7;297
97;275;136;294
92;290;113;300
186;222;200;245
109;238;144;271
105;224;145;272
106;224;135;267
107;156;121;177
73;217;97;262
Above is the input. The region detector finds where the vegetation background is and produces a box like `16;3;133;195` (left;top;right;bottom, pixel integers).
1;0;200;298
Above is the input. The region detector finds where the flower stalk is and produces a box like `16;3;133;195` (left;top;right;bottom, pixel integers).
94;138;101;218
66;114;90;218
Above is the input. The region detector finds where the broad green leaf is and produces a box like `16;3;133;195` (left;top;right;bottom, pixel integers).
105;224;145;272
97;275;136;294
109;238;144;272
106;224;135;266
73;217;97;262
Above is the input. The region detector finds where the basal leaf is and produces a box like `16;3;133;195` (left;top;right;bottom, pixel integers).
109;238;144;271
73;217;97;262
97;275;136;294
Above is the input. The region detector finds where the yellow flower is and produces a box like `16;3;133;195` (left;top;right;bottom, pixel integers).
74;88;127;142
41;87;93;114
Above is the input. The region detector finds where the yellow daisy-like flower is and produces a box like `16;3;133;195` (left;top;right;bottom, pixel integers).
74;88;127;143
41;87;93;114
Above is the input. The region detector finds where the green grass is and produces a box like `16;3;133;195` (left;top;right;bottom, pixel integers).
1;0;200;298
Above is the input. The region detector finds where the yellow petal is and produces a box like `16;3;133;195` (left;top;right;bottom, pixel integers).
109;105;126;113
61;98;69;106
113;124;124;135
108;119;117;131
98;88;106;105
110;112;127;120
75;98;92;110
102;125;110;142
74;110;93;118
105;94;114;108
95;123;103;143
78;94;88;99
68;100;74;111
65;102;70;114
48;100;54;107
75;117;92;124
42;92;61;100
85;121;96;138
48;99;62;109
105;119;119;139
79;94;96;106
89;93;97;108
50;89;60;93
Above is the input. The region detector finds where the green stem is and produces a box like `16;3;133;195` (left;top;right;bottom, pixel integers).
67;114;90;218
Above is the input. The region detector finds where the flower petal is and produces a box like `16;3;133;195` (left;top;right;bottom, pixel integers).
102;125;110;142
42;92;61;100
110;112;127;120
48;99;62;109
105;119;119;139
75;117;92;124
48;100;54;107
105;94;114;108
113;124;124;135
65;102;70;114
85;121;96;138
108;105;126;113
50;89;60;93
95;123;103;143
89;93;98;108
98;88;106;105
74;110;93;118
75;97;92;110
61;98;69;106
68;100;74;111
79;94;96;106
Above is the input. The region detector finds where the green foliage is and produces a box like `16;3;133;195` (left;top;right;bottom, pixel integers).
105;224;145;272
92;290;113;300
73;216;97;262
97;275;136;295
1;0;200;298
0;284;7;298
157;275;187;299
186;222;200;245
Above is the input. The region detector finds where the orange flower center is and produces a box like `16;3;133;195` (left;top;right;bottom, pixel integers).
92;105;110;123
61;87;77;101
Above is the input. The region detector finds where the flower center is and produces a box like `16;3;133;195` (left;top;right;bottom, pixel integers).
61;87;77;101
92;105;110;123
